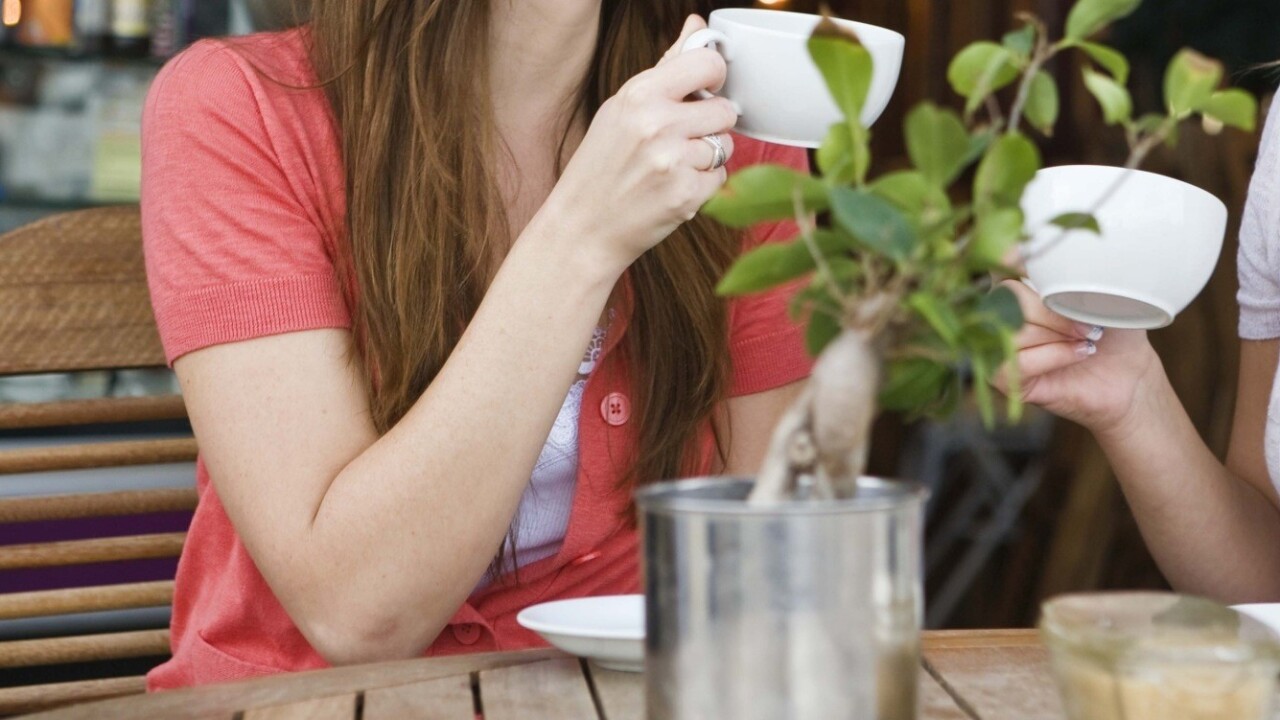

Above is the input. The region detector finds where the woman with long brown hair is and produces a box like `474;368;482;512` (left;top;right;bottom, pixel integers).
140;0;811;687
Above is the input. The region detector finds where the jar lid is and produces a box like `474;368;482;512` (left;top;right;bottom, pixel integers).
1040;592;1280;668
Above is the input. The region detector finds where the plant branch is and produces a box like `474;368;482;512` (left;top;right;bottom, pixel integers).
794;186;850;311
1007;15;1055;135
985;95;1006;128
1020;120;1173;262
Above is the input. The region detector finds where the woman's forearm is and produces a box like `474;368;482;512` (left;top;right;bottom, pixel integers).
296;211;623;662
1094;366;1280;603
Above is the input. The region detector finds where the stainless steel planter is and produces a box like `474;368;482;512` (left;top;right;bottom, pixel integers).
637;477;926;720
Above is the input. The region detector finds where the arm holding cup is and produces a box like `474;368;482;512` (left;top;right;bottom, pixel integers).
999;280;1280;602
1002;94;1280;603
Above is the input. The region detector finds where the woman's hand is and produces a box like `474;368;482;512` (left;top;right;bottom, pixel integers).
539;15;738;274
997;280;1165;436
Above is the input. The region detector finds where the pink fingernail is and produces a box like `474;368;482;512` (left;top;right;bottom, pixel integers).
1076;341;1098;358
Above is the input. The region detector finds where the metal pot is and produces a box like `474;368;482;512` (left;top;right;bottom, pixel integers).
637;477;926;720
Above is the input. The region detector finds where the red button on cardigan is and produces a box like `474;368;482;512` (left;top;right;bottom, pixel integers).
601;393;631;426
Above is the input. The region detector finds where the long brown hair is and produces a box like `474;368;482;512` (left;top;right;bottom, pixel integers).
304;1;738;497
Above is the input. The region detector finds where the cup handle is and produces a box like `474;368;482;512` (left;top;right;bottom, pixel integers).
680;28;739;110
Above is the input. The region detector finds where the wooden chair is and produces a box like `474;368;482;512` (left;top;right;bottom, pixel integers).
0;206;196;715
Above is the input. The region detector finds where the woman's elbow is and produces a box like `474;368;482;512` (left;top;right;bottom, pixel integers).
298;606;436;666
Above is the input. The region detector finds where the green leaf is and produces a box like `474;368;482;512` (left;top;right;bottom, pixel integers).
1200;89;1259;132
1065;0;1141;40
830;187;918;261
969;207;1025;270
702;165;829;228
1002;25;1036;59
947;43;1020;113
808;30;874;126
880;359;953;414
817;121;871;186
973;133;1041;208
817;121;854;184
977;286;1025;330
1164;49;1222;119
806;310;842;356
716;231;847;296
1024;71;1060;136
908;292;964;348
1049;212;1102;234
965;129;997;166
1073;41;1130;84
871;171;952;225
905;103;973;187
1082;68;1132;125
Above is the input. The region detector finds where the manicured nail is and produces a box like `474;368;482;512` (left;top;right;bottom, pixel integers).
1075;323;1104;342
1076;341;1098;358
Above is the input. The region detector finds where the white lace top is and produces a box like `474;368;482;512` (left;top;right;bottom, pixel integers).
494;324;607;574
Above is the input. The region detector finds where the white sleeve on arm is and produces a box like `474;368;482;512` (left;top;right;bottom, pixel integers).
1239;94;1280;340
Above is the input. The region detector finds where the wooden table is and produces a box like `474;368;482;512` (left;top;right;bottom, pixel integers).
23;630;1066;719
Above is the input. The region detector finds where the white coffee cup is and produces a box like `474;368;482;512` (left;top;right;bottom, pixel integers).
1022;165;1228;330
681;9;904;148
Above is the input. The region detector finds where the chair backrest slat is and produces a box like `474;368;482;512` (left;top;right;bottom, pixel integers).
0;676;147;716
0;630;172;670
0;581;175;621
0;438;198;475
0;488;198;524
0;395;187;431
0;533;187;571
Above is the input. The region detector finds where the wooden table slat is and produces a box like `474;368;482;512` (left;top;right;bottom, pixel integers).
586;665;644;720
920;666;973;720
241;694;356;720
479;658;598;720
924;644;1064;720
363;675;474;720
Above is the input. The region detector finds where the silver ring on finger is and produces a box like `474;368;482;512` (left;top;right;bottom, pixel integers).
700;133;728;172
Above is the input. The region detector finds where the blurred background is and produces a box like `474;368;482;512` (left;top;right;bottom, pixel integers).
0;0;1276;687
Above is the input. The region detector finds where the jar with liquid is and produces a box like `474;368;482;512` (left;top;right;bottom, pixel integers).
1041;592;1280;720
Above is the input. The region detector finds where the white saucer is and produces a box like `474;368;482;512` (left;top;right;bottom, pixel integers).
1232;603;1280;636
516;595;644;672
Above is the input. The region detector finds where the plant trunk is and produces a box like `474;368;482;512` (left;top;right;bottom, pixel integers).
749;328;882;504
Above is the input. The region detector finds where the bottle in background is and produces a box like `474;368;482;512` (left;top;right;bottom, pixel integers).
148;0;180;58
109;0;150;57
73;0;109;55
17;0;75;49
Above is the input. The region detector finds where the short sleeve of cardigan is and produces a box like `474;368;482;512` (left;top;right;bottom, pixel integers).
141;39;350;364
725;139;814;397
1239;93;1280;340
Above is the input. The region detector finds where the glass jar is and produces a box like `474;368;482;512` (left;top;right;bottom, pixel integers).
1040;592;1280;720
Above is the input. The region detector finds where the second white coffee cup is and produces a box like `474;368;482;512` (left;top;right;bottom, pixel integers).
1022;165;1228;330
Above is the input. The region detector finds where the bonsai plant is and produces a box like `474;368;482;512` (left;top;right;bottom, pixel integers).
702;0;1258;504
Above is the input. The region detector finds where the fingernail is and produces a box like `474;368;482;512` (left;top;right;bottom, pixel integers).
1075;323;1105;342
1076;341;1098;358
